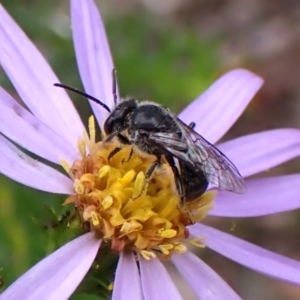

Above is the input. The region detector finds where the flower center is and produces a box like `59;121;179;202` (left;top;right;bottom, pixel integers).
62;116;214;259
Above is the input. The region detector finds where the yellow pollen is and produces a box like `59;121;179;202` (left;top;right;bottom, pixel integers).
77;137;86;157
174;244;187;253
91;211;100;226
102;196;113;210
88;115;96;145
108;283;113;291
74;179;85;195
66;126;215;259
141;250;156;260
82;205;96;221
120;222;132;233
132;171;145;199
158;229;177;238
189;238;206;248
119;169;136;185
59;159;70;174
158;244;174;255
98;165;111;178
63;196;77;205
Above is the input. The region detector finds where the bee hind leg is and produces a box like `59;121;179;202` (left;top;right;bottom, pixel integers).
165;155;185;205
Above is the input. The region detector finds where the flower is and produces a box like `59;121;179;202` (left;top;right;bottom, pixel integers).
1;0;300;299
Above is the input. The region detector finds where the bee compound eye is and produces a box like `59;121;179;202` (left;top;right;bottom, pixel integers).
103;116;114;134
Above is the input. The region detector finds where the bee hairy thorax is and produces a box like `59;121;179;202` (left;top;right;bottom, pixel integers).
128;103;182;155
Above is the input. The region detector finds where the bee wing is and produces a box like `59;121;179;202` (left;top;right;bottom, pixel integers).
148;119;245;194
178;119;245;193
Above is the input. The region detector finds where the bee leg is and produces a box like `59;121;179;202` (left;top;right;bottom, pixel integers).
105;131;130;144
165;155;185;205
166;156;195;225
121;147;134;164
145;159;161;181
107;134;131;161
131;158;161;200
189;122;196;129
104;131;119;143
108;147;122;161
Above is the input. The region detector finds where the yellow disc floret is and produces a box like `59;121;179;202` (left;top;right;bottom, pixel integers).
63;116;214;257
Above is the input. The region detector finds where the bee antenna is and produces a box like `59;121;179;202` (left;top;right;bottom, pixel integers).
54;83;111;113
112;68;118;106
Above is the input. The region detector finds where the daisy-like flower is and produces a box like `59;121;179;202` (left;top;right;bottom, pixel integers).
1;0;300;299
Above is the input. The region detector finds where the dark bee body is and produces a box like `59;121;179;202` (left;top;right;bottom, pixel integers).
103;100;244;203
179;161;208;201
180;122;209;201
55;72;245;204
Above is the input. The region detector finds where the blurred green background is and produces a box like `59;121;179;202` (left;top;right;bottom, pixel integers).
1;0;300;299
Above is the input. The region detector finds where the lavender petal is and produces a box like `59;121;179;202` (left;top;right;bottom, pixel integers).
0;5;84;148
190;224;300;286
178;69;263;144
112;251;143;300
0;87;78;165
218;129;300;178
0;233;101;300
138;255;183;300
210;174;300;217
0;135;73;194
172;252;241;300
71;0;117;124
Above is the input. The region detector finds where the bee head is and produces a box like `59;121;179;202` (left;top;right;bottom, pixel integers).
104;99;137;134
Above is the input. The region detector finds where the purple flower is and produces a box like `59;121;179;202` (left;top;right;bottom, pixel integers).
1;0;300;299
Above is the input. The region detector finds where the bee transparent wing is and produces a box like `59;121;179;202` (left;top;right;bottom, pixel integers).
148;120;245;194
177;119;245;193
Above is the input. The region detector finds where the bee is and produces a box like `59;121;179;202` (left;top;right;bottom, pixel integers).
55;71;245;204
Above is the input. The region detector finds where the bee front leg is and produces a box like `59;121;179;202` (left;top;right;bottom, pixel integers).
108;146;133;163
107;133;131;161
121;147;134;164
108;147;122;161
131;157;161;200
